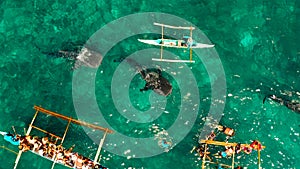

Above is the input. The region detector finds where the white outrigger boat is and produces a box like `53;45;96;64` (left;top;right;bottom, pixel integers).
1;106;113;169
138;22;215;63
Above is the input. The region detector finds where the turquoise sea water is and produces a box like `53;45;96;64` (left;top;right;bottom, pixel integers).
0;0;299;169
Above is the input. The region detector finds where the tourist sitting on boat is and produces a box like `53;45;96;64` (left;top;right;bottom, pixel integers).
241;145;252;154
214;146;234;158
0;131;20;146
235;143;242;154
18;136;33;152
182;36;194;48
75;155;84;168
217;125;235;137
25;135;41;152
42;136;50;145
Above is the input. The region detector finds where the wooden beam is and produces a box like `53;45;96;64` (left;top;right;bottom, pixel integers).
160;25;164;60
232;146;236;169
154;22;195;30
152;58;195;63
258;149;261;169
199;140;265;149
0;146;18;155
94;128;109;163
31;125;62;140
14;110;39;169
33;106;113;134
201;143;208;169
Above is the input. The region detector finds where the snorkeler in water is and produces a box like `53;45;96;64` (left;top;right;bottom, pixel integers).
263;94;300;113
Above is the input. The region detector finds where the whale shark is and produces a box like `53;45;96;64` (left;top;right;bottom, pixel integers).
263;94;300;113
114;58;172;96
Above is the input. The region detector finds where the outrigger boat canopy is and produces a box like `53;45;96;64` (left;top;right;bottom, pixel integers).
138;22;215;63
2;105;114;169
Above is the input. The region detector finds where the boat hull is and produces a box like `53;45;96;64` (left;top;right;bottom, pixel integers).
138;39;214;48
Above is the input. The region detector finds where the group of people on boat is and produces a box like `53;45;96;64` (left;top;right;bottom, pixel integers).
158;36;194;48
205;125;235;141
214;140;262;159
192;124;263;168
1;132;106;169
192;125;236;159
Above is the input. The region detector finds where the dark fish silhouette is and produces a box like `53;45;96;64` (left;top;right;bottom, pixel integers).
39;45;103;69
114;58;172;96
263;95;300;113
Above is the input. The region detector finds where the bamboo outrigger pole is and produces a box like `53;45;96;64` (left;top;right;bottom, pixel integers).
189;27;193;62
51;119;72;169
160;24;164;60
14;110;39;169
154;22;195;30
0;146;18;155
231;146;236;169
94;128;109;163
201;143;208;169
33;106;113;133
258;149;261;169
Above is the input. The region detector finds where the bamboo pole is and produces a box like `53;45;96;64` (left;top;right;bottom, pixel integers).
33;106;113;133
189;27;193;62
232;146;236;169
30;125;62;140
201;144;208;169
160;25;164;60
51;119;72;169
258;149;261;169
199;140;266;149
60;120;71;144
94;128;109;163
14;110;39;169
12;126;17;135
154;22;195;30
0;146;18;155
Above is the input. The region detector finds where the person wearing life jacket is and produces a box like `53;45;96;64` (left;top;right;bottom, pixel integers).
217;125;235;137
250;140;262;151
242;145;252;154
